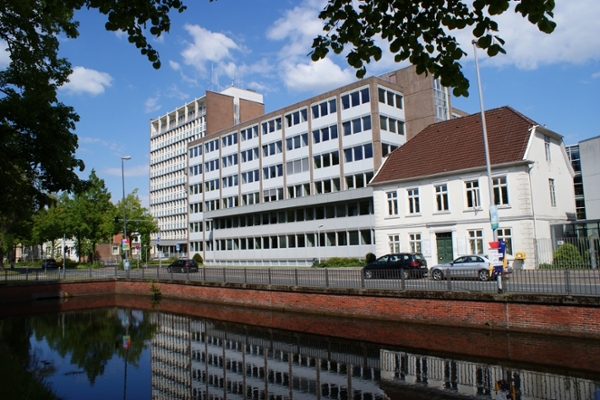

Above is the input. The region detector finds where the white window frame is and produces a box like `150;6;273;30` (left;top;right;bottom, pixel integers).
468;230;484;254
465;180;481;209
387;191;399;216
492;176;509;206
388;234;400;253
549;178;557;207
409;233;422;253
435;184;449;211
407;188;420;214
544;135;551;162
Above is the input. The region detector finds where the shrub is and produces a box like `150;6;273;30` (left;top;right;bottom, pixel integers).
553;243;584;269
315;257;364;268
192;253;203;264
365;253;376;264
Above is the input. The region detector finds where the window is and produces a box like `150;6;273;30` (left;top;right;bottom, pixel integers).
435;184;449;211
549;178;556;207
544;135;551;162
407;188;420;214
409;233;422;253
311;99;337;119
468;230;484;254
387;191;398;216
378;87;403;109
388;235;400;253
497;228;513;256
342;116;372;136
341;88;370;110
492;176;509;205
380;115;405;135
465;180;480;209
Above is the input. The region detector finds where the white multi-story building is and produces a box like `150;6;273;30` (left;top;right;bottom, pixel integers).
180;66;455;266
149;87;264;255
369;106;576;269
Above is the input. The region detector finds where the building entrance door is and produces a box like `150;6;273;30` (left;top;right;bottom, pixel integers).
436;232;454;263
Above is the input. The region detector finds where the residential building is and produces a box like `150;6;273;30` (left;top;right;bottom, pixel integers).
149;87;264;255
369;106;576;269
180;66;455;266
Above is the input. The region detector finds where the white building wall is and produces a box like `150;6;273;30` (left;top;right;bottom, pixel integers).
579;136;600;220
372;128;575;269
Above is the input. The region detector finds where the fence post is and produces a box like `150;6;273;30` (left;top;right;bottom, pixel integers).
565;269;571;295
89;267;92;279
244;268;247;284
294;269;298;286
268;268;272;285
115;264;118;277
590;236;597;270
157;266;159;279
202;267;206;282
360;269;365;289
325;269;330;288
446;270;452;291
400;270;406;290
222;268;226;282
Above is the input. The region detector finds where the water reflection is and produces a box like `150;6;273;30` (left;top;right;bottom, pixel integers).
1;305;599;400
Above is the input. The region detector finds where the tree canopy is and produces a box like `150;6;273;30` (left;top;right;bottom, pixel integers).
310;0;556;97
0;0;186;242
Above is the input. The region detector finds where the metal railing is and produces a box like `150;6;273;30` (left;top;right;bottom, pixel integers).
2;266;600;297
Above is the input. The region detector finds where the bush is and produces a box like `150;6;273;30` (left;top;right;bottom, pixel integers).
365;253;376;264
313;257;364;268
192;253;203;264
553;243;584;269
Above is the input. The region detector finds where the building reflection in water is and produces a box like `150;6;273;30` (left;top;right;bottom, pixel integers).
148;313;598;400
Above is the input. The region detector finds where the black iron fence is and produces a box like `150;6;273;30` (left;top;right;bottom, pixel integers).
3;266;600;297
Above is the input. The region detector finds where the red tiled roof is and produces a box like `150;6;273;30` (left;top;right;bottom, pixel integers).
371;106;539;185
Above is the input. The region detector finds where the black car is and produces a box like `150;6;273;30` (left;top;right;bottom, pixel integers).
42;259;58;269
363;253;428;279
166;259;199;273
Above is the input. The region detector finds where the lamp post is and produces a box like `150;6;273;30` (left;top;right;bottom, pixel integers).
317;224;324;264
472;41;498;241
121;156;131;267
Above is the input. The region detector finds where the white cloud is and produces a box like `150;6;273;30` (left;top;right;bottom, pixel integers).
104;163;149;178
592;71;600;79
169;60;180;70
166;84;189;101
60;66;112;96
181;24;241;75
457;0;600;69
281;58;355;92
144;96;161;114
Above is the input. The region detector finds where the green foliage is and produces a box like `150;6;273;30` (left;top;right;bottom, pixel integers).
149;282;162;299
365;252;376;264
310;0;556;97
0;347;61;400
553;243;583;268
192;253;203;264
313;257;364;268
0;0;184;258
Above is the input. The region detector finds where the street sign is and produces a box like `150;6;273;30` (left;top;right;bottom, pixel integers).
157;237;160;243
122;238;130;250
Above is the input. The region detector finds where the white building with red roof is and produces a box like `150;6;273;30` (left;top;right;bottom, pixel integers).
369;106;576;269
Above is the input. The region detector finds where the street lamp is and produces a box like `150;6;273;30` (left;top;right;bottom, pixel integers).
317;224;324;264
472;41;498;241
121;156;131;266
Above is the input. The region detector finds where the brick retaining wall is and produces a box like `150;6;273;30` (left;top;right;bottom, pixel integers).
2;278;600;339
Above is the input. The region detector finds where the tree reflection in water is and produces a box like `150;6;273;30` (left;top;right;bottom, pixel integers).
1;304;600;400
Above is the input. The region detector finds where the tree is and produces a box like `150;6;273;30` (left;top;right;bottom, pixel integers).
310;0;556;96
114;189;157;260
0;0;186;247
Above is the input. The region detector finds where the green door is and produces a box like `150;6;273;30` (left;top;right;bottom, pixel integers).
436;232;454;263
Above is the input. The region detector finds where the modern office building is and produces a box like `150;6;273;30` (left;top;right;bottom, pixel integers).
149;87;264;255
179;66;456;266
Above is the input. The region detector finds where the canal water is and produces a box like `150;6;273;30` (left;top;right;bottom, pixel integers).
0;296;599;400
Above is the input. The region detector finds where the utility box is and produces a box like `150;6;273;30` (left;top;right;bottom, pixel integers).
515;252;526;260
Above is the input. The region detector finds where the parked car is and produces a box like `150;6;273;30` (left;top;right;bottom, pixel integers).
42;259;58;269
166;259;199;273
363;253;428;279
430;255;512;281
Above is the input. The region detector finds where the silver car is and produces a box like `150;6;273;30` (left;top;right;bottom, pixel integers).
430;255;511;281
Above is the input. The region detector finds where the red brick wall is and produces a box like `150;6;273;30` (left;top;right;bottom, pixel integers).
239;98;264;123
205;91;234;135
2;279;600;340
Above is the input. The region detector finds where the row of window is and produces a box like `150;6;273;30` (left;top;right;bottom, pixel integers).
204;200;374;231
189;172;374;211
380;115;405;135
388;228;513;255
222;132;238;148
285;109;308;128
286;133;309;151
342;116;371;136
341;88;370;110
262;140;283;157
190;229;374;253
311;99;337;119
386;177;509;216
378;87;403;109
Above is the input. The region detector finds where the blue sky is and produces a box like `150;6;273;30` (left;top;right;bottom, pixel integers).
5;0;599;208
